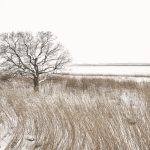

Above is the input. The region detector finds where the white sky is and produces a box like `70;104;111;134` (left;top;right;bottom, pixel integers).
0;0;150;64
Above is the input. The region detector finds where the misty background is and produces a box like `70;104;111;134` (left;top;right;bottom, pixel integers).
0;0;150;64
0;0;150;75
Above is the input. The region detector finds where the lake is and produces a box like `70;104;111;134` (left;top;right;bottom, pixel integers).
64;66;150;76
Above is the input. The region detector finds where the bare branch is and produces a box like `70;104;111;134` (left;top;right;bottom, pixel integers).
0;31;71;91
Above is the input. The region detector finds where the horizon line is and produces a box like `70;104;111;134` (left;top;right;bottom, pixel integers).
70;63;150;66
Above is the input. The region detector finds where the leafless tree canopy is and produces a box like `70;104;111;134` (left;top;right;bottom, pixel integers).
0;31;70;91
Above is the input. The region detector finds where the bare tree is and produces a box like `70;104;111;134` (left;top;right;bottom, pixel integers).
0;32;70;91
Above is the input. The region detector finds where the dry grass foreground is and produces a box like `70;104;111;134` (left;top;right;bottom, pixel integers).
0;75;150;150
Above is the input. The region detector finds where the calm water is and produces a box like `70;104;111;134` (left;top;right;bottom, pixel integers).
64;66;150;75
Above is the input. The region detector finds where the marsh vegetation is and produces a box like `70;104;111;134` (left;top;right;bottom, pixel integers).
0;75;150;149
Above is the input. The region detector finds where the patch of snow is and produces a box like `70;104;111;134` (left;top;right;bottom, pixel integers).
120;90;146;110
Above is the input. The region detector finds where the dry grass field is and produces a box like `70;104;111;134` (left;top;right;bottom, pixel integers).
0;75;150;150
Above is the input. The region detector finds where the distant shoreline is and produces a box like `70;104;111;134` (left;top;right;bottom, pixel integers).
56;73;150;78
70;63;150;66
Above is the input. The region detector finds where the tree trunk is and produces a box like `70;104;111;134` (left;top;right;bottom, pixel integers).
33;76;39;92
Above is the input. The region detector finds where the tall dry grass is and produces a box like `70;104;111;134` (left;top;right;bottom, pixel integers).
0;75;150;149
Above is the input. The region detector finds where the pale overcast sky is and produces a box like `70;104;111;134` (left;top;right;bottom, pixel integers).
0;0;150;64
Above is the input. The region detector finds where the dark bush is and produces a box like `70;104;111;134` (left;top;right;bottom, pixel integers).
0;74;12;82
